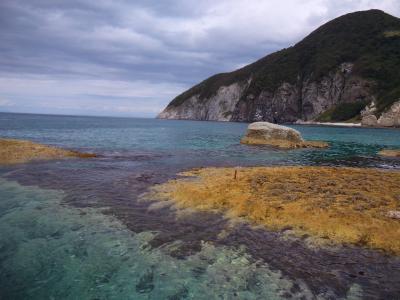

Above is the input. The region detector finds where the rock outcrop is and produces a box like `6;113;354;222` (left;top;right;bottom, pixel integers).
160;63;374;124
361;100;400;127
378;101;400;127
158;81;249;121
230;65;374;123
147;166;400;254
0;138;96;164
361;101;378;126
240;122;328;149
158;10;400;125
361;114;378;126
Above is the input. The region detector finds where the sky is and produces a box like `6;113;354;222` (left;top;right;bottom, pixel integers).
1;0;399;117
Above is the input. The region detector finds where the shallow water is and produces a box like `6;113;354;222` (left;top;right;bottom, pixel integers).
1;112;400;299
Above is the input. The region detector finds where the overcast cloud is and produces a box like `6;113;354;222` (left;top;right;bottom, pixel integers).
0;0;399;117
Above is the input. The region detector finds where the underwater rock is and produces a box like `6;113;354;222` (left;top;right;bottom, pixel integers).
135;269;155;293
0;138;96;164
240;122;328;149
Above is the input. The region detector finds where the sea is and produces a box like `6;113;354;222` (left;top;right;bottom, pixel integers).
0;112;399;299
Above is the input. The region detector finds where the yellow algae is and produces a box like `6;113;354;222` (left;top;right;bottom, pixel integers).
148;166;400;254
384;30;400;37
0;138;96;164
240;137;329;149
378;149;400;158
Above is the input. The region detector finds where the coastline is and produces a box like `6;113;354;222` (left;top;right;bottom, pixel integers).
293;120;362;127
2;114;400;299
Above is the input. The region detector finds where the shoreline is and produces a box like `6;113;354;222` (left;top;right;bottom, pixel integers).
293;121;362;127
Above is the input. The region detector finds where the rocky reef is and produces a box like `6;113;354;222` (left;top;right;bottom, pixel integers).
240;122;328;149
0;139;96;164
147;166;400;254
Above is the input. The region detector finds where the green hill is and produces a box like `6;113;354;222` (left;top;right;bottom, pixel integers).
160;10;400;123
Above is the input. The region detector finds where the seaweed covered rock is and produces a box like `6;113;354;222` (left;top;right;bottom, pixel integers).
0;139;96;164
378;149;400;158
147;166;400;254
240;122;328;149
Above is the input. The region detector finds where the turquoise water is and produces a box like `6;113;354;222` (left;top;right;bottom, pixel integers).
1;179;319;299
1;113;400;168
1;112;400;299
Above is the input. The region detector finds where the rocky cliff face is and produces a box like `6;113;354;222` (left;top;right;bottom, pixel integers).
158;10;400;124
158;81;250;121
361;100;400;127
230;63;374;123
159;63;375;123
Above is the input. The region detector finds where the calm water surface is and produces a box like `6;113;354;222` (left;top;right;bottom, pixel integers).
1;112;400;299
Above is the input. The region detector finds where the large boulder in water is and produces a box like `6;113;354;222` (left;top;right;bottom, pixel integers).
241;122;328;149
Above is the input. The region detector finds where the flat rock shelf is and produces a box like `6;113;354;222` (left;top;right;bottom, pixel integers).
0;139;96;164
147;166;400;255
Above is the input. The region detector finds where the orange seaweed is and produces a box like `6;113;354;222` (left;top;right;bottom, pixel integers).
148;166;400;254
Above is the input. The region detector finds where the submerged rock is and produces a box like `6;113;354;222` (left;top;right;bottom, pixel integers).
240;122;328;149
0;138;96;164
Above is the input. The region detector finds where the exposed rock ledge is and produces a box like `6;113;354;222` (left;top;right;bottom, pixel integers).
0;138;96;164
240;122;328;149
146;166;400;254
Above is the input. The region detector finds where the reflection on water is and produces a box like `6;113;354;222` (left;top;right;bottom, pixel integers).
1;113;400;299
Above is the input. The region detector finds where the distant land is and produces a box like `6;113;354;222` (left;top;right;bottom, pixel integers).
158;10;400;127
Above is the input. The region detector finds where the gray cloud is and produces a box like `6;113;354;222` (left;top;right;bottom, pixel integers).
1;0;399;116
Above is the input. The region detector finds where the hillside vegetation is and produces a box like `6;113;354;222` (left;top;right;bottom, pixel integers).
167;10;400;118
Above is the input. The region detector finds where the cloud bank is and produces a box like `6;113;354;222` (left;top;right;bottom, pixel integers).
1;0;399;116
